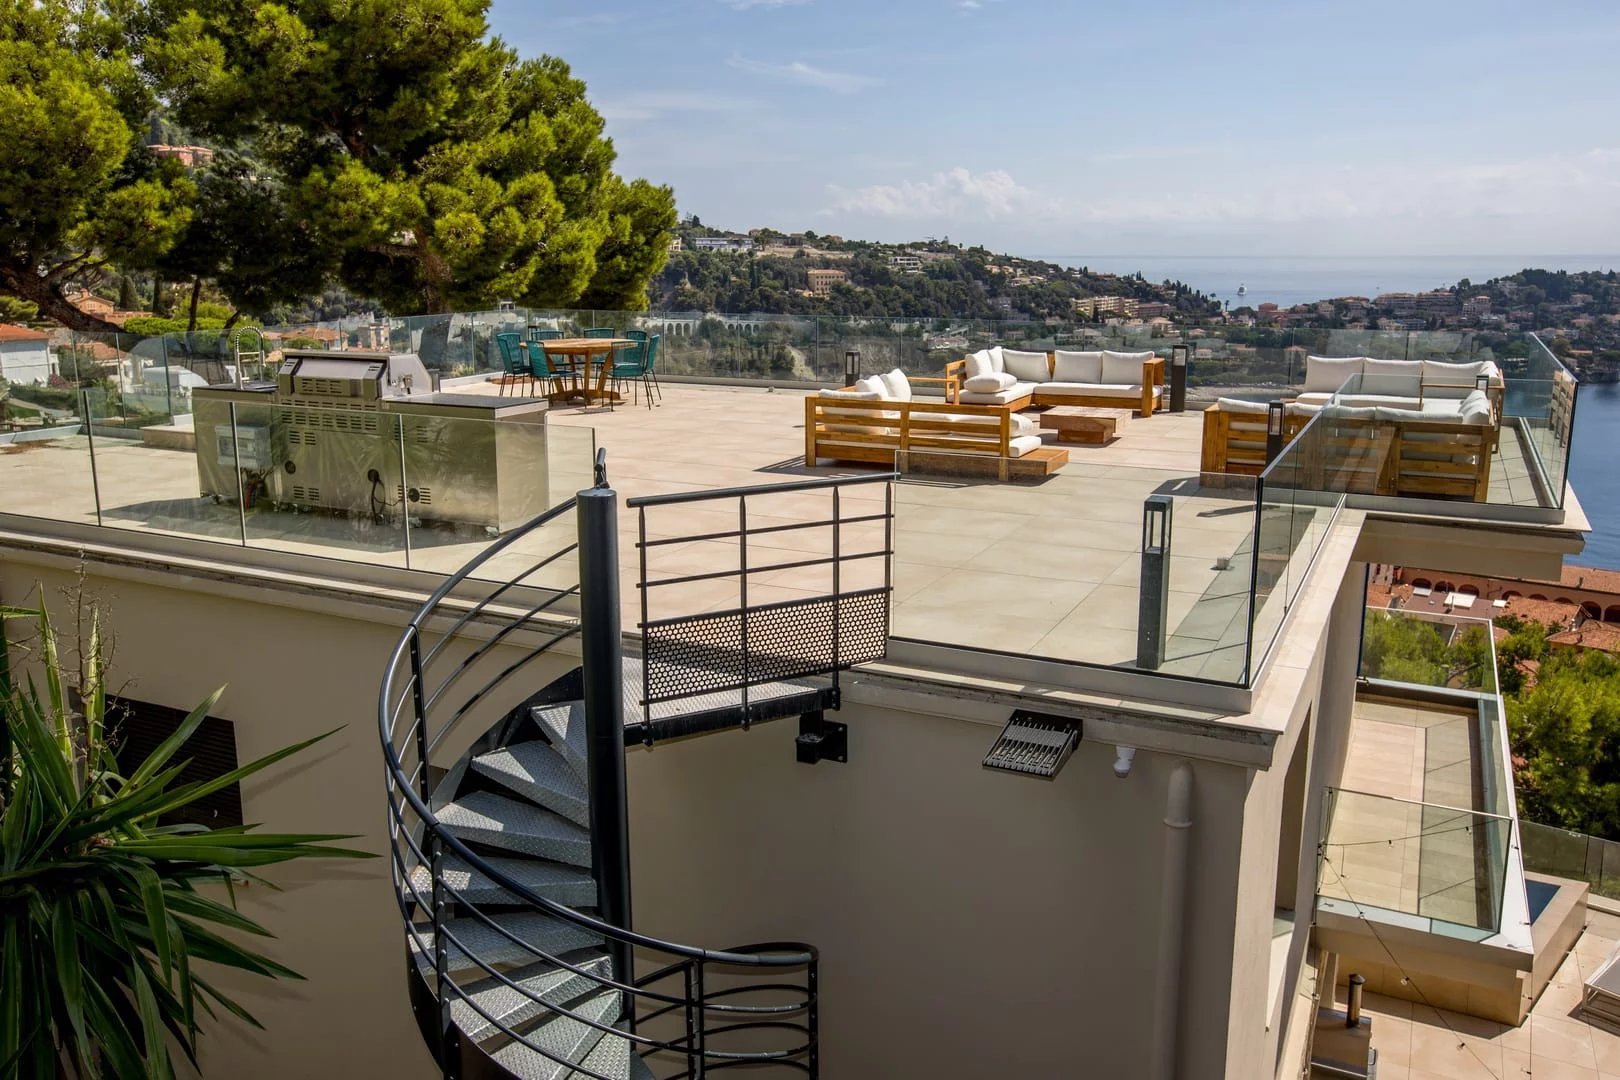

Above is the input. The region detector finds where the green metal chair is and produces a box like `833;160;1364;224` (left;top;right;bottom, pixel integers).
527;341;575;399
583;327;617;339
494;332;531;396
526;328;563;343
606;335;655;410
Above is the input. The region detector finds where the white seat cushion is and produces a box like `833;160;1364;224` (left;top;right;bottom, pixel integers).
1294;392;1334;406
1419;398;1465;417
1332;394;1423;409
1000;349;1052;383
1460;389;1493;425
1052;350;1104;383
1361;358;1423;398
1101;350;1153;385
932;412;1038;436
1305;355;1365;394
958;381;1037;405
1041;382;1159;400
1006;434;1043;458
963;372;1017;393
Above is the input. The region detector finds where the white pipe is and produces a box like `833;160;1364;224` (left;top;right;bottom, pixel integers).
1113;745;1137;778
1149;760;1195;1080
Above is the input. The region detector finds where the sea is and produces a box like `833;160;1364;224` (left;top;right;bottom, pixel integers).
1033;253;1620;311
1031;253;1620;570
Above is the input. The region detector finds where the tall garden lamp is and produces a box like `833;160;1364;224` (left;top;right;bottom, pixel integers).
844;348;861;388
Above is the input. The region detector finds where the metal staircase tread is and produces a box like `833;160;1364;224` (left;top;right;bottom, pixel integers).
528;700;589;781
410;855;597;908
490;990;620;1080
440;791;593;868
411;912;604;975
622;657;825;723
567;1024;655;1080
450;949;611;1045
471;741;590;828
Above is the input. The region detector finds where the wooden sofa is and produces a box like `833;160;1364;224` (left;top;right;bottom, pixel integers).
804;394;1068;479
946;347;1166;417
1200;399;1494;501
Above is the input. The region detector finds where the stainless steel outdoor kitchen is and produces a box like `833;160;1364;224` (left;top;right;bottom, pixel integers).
192;350;555;533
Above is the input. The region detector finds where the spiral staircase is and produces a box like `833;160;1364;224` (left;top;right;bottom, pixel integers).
380;455;891;1079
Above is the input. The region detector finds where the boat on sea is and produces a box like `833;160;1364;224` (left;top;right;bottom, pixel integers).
1236;282;1248;296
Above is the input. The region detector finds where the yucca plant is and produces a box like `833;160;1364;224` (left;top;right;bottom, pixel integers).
0;598;371;1078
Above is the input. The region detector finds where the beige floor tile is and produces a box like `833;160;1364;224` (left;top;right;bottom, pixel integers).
1521;1015;1599;1069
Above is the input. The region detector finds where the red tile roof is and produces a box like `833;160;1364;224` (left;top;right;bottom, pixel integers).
0;324;49;342
1547;621;1620;653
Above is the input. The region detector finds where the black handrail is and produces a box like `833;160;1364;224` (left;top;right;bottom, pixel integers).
625;471;897;508
378;450;818;1079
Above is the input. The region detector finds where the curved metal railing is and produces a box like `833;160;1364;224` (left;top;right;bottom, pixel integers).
379;452;818;1079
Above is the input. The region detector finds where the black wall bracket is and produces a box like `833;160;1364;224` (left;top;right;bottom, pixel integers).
795;710;848;765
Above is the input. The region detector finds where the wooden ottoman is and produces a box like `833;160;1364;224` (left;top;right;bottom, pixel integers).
1038;406;1133;445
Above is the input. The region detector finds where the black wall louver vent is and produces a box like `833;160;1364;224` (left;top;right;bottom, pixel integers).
109;696;243;827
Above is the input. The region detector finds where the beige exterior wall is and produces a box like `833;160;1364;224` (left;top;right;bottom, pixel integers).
0;555;476;1080
625;692;1261;1079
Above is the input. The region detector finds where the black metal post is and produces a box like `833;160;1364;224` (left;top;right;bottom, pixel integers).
1169;344;1189;413
577;473;635;1030
843;348;861;388
1137;495;1173;669
1265;399;1287;464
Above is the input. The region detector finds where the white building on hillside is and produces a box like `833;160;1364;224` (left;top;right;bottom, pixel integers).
0;324;53;385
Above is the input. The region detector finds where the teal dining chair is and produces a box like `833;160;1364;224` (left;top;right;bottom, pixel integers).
582;327;617;339
526;341;575;399
606;336;654;410
494;332;530;396
526;327;563;343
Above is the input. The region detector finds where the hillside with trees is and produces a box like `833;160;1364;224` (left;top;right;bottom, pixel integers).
657;220;1221;322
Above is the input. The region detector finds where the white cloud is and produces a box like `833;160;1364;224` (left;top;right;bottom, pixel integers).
724;0;809;8
958;0;982;9
826;167;1038;219
597;92;751;123
821;150;1620;247
726;55;880;94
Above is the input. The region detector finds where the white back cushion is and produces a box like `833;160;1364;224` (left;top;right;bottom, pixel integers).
1000;349;1051;383
1052;350;1103;383
1101;350;1152;385
1460;389;1493;425
879;368;912;401
1361;358;1422;398
987;346;1006;373
1305;355;1365;394
818;388;881;400
964;350;995;381
1422;359;1489;399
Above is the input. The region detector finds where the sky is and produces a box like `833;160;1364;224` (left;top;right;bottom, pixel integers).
490;0;1620;259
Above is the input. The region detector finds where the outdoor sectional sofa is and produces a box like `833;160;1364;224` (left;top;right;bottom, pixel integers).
944;347;1166;417
1200;360;1502;501
1293;354;1504;416
805;368;1069;478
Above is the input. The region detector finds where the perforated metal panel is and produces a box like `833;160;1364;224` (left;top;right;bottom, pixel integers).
642;587;888;705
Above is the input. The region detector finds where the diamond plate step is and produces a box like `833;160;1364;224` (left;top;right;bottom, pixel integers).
411;912;603;976
439;791;593;868
471;741;590;828
567;1024;655;1080
529;700;589;782
410;855;596;908
451;949;611;1044
491;990;620;1080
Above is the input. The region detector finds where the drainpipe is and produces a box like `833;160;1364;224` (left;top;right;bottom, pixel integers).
1149;761;1195;1080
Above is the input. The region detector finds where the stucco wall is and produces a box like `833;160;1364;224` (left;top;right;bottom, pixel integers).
624;693;1257;1079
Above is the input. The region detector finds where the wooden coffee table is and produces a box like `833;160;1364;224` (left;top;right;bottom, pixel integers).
1038;406;1133;445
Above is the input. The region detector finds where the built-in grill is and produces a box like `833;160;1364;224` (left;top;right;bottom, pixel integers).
193;349;552;533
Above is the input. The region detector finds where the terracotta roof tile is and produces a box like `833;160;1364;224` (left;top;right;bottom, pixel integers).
0;324;49;342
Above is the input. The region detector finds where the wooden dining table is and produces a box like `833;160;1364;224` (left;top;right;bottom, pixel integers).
538;337;638;405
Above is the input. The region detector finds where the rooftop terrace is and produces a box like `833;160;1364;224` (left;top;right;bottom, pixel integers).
0;317;1587;699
